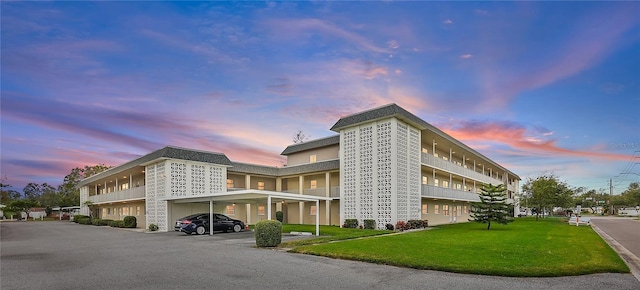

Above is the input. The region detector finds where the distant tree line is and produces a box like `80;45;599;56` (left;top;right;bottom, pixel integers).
519;173;640;218
1;165;110;219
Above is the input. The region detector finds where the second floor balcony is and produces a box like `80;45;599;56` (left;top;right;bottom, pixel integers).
88;186;145;204
421;153;503;186
421;184;480;202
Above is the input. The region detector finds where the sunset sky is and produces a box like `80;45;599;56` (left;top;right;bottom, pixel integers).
2;1;639;194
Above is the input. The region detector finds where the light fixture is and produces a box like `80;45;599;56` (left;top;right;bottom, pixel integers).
123;176;127;178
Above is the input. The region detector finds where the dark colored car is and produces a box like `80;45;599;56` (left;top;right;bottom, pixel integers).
174;213;245;235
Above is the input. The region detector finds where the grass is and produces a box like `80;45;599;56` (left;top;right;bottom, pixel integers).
269;224;392;247
289;217;629;277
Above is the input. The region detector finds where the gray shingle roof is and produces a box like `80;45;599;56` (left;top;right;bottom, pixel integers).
330;103;428;132
228;162;280;176
280;135;340;155
78;146;232;186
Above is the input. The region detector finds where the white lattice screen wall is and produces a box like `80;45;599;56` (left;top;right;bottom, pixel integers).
339;117;422;229
146;159;227;231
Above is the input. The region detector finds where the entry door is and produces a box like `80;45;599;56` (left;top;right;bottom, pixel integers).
451;206;457;222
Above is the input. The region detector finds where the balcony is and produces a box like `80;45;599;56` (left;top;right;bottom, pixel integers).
421;184;480;202
88;186;145;204
421;153;503;185
282;187;340;198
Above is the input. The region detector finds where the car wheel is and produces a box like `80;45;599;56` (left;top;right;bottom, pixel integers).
196;226;206;235
233;224;242;232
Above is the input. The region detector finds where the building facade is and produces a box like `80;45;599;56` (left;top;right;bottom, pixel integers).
78;104;520;231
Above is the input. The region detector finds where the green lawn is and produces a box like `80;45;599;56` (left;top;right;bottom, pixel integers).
279;224;392;247
289;218;629;277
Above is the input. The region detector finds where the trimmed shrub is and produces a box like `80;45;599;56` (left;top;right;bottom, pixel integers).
73;215;89;223
91;218;102;226
407;219;423;229
385;223;395;231
395;220;407;231
276;211;284;223
148;223;159;232
343;219;359;229
99;219;113;226
255;220;282;247
110;220;125;228
77;217;92;225
363;219;376;229
422;220;429;228
123;216;137;228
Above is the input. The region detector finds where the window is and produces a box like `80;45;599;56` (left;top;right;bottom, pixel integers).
136;206;141;216
227;179;234;189
310;154;317;163
442;156;448;161
434;153;439;157
310;180;317;189
442;205;449;216
258;205;265;216
421;204;428;214
422;148;428;154
434;204;440;214
422;176;427;185
434;179;439;187
463;205;468;214
455;183;462;190
121;183;129;190
457;206;462;216
310;205;317;215
107;208;111;215
258;181;265;190
442;180;449;188
102;208;107;217
226;205;235;215
123;207;129;216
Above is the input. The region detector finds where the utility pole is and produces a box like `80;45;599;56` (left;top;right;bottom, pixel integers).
610;179;613;195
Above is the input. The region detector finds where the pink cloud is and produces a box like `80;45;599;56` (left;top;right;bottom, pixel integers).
440;120;633;162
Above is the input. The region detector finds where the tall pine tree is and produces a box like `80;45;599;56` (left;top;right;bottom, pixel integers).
469;184;513;230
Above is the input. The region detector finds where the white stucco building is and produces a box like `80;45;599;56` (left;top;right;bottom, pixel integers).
78;104;520;231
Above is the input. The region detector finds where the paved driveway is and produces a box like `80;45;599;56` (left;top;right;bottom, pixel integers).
2;221;639;290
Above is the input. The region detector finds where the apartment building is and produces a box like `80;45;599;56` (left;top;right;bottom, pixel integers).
78;104;520;231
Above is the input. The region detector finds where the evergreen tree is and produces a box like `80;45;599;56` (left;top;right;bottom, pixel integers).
469;184;513;230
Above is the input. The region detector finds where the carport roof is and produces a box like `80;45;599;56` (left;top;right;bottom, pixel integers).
162;189;332;204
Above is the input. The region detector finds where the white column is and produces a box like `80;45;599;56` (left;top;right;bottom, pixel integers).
267;195;272;220
299;176;304;224
245;175;251;190
325;172;331;225
315;200;320;236
209;200;213;236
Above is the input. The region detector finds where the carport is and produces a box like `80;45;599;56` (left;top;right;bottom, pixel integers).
163;190;332;236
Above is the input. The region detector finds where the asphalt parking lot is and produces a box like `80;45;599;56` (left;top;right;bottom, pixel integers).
2;221;639;290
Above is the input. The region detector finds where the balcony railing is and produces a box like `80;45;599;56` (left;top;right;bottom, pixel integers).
330;186;340;198
421;153;503;185
283;187;340;198
88;186;145;204
421;184;480;202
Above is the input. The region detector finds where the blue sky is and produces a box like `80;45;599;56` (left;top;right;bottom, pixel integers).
1;1;639;194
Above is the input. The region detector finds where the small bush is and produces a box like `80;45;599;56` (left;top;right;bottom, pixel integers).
343;219;359;229
77;217;92;225
363;219;376;229
148;223;159;231
110;220;125;228
123;216;137;228
276;211;284;223
395;220;407;231
73;215;89;223
91;218;102;226
407;219;423;229
385;223;395;231
255;220;282;247
422;220;429;228
99;219;113;226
